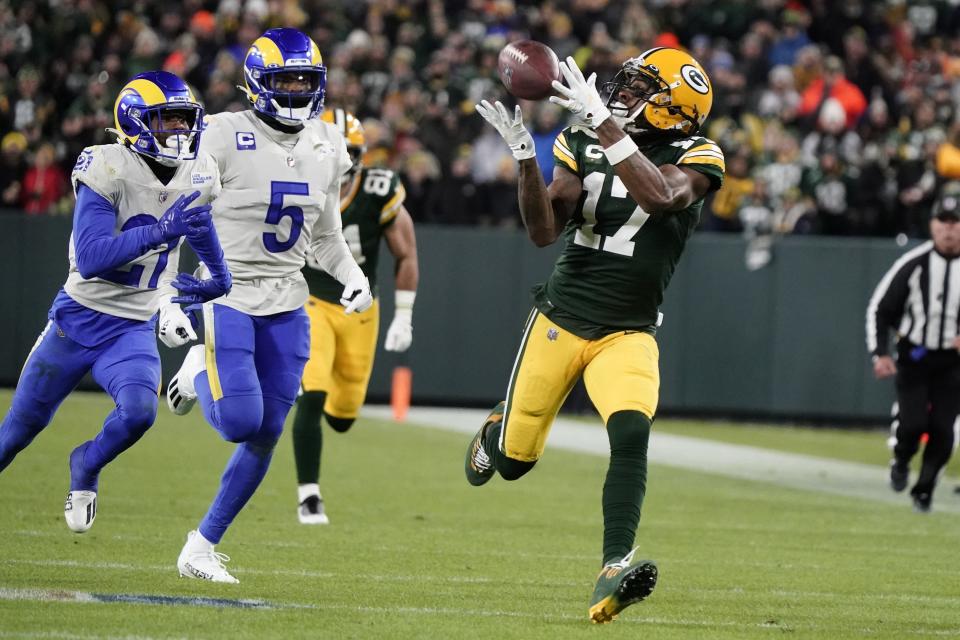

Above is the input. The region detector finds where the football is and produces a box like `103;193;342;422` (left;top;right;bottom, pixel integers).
497;40;561;100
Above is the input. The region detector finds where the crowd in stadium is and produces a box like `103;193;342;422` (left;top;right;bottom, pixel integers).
2;0;960;238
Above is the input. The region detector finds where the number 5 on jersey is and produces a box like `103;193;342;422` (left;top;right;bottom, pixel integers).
264;181;309;253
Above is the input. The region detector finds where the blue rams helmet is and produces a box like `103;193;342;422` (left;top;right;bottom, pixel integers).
111;71;203;166
242;28;326;124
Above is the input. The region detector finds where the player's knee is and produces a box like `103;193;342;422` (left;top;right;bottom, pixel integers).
115;386;158;433
607;410;651;456
217;396;264;442
255;398;291;445
8;402;54;430
325;414;355;433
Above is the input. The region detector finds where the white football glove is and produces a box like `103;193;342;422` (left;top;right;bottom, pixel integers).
340;269;373;315
475;100;536;160
158;302;198;348
384;290;415;352
549;56;611;128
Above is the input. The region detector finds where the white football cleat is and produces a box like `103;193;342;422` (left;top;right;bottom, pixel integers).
177;530;239;583
167;344;205;415
298;494;330;525
64;490;97;533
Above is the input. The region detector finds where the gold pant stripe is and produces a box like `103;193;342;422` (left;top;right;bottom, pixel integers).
500;308;539;453
202;303;224;401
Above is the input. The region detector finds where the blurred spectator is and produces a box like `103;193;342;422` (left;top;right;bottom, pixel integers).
705;152;752;233
20;142;66;216
768;9;811;68
801;150;856;235
530;102;564;185
0;131;27;209
797;55;867;131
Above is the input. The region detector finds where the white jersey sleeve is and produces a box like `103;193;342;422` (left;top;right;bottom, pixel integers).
71;145;120;203
309;132;363;285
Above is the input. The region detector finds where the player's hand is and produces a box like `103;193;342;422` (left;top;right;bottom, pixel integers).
340;271;373;314
550;56;611;128
384;312;413;352
872;355;897;379
158;302;198;348
171;271;232;305
475;100;536;160
155;191;212;242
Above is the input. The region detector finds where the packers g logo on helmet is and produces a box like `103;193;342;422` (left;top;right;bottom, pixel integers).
602;47;713;135
321;108;366;179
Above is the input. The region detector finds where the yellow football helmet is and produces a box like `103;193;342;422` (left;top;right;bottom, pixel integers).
321;107;365;176
602;47;713;135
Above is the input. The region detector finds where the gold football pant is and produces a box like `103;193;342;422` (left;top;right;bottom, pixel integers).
301;296;380;420
500;309;660;462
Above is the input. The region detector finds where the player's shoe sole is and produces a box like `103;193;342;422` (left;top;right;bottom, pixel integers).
588;558;658;624
464;401;504;486
64;490;97;533
167;344;204;415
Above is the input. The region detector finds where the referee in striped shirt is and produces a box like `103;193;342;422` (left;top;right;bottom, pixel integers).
866;184;960;513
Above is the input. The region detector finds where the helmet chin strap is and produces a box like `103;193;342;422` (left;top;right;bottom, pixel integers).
269;97;315;124
612;100;648;133
154;133;193;166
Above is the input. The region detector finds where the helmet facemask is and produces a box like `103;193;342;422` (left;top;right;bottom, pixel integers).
248;67;326;124
602;62;668;134
128;104;203;166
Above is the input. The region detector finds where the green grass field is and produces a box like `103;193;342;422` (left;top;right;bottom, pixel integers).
1;390;959;639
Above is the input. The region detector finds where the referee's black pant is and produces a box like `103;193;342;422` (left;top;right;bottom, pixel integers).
893;341;960;498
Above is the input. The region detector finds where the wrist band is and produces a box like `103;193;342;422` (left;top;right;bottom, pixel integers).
395;289;416;312
602;135;639;165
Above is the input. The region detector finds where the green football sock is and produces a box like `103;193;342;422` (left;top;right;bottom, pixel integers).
602;410;651;566
292;391;326;485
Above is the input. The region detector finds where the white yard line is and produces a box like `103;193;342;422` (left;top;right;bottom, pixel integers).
363;406;960;514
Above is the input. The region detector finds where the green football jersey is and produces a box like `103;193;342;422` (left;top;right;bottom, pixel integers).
304;167;406;302
534;126;726;339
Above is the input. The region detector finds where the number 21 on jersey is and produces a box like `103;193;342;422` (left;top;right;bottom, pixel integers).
574;171;650;257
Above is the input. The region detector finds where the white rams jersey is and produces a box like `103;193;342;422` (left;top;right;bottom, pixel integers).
201;110;353;315
66;144;221;321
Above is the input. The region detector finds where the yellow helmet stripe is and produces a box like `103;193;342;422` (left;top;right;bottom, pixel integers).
311;40;323;65
124;79;168;108
253;36;285;67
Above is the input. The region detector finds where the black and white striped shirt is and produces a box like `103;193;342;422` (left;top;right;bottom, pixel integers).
867;241;960;356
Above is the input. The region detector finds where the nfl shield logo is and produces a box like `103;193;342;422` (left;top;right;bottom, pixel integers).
158;190;169;204
547;328;559;341
287;156;296;167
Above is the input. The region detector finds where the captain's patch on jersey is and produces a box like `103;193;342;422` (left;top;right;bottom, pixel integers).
235;132;256;150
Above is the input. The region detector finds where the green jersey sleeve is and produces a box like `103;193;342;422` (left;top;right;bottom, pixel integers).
674;137;725;191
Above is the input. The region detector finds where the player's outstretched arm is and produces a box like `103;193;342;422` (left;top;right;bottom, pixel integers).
72;185;210;279
383;205;419;352
476;100;575;246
